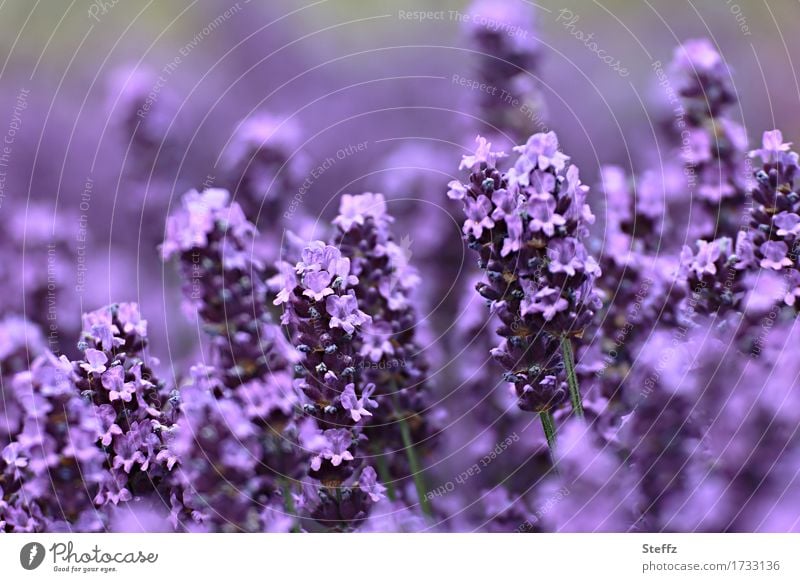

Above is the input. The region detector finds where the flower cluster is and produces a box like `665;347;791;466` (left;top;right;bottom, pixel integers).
0;202;82;355
670;38;748;239
1;302;178;532
222;113;309;227
678;233;753;317
0;317;45;452
1;352;106;531
748;130;800;309
462;0;544;146
448;132;601;414
275;240;385;528
332;192;440;506
72;304;178;507
162;188;295;388
168;364;307;532
162;188;320;530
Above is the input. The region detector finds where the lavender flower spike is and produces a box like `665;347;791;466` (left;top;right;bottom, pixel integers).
449;133;601;441
670;38;748;240
462;0;545;147
748;130;800;311
162;187;295;388
275;241;384;529
332;192;440;517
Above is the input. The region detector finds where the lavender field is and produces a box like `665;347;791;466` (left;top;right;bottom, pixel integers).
1;0;800;533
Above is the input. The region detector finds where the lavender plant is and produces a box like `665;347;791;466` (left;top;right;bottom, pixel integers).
168;364;309;532
72;303;178;508
448;132;602;451
331;192;439;516
162;187;313;531
747;130;800;308
669;38;749;241
274;240;386;530
462;0;545;147
161;188;295;388
222;113;309;229
1;351;106;532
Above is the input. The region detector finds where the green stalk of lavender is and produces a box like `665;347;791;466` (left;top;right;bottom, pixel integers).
539;410;557;450
398;415;433;518
373;444;397;502
393;392;433;519
561;336;584;418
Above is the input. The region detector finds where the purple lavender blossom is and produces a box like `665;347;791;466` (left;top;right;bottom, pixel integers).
71;304;178;509
0;317;45;451
275;239;385;528
1;352;106;532
678;233;753;316
168;364;308;532
222;113;309;228
537;419;638;532
747;130;800;310
332;192;440;512
462;0;545;147
162;188;296;387
449;133;601;414
669;38;748;239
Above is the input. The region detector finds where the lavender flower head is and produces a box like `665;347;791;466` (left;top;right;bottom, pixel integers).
274;238;389;528
449;133;601;412
169;364;308;532
669;38;748;238
275;241;373;427
72;303;178;509
162;188;296;387
223;113;309;226
463;0;544;146
0;316;45;450
1;351;105;532
748;130;800;309
332;192;440;503
678;233;753;318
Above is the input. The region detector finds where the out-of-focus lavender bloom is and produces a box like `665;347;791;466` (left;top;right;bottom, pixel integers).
1;352;105;532
0;317;45;450
462;0;545;147
296;463;386;532
449;133;601;413
616;325;706;531
601;166;667;253
168;364;308;532
222;113;309;229
537;419;638;532
332;192;441;509
629;322;800;532
162;188;296;388
669;38;748;239
106;65;182;174
0;202;82;355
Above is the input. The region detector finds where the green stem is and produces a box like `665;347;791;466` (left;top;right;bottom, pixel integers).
397;410;433;519
539;410;557;451
560;336;584;418
373;445;397;501
539;410;559;474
